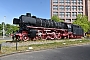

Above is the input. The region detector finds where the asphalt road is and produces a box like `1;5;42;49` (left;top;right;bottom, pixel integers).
1;45;90;60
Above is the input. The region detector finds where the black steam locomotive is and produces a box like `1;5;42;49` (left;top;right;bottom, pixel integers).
12;13;84;41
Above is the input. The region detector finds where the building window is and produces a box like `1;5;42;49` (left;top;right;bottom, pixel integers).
78;12;83;15
72;6;77;11
78;6;83;11
60;12;65;17
59;6;64;11
53;5;58;10
65;6;71;11
65;0;70;5
72;12;77;17
72;0;77;5
66;12;71;17
53;0;58;4
53;12;58;16
65;19;71;22
62;19;65;21
78;0;83;5
59;0;64;5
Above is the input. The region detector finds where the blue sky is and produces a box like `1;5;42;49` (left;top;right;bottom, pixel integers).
0;0;50;24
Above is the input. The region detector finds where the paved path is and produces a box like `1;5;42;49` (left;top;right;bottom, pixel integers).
0;37;12;40
1;44;90;60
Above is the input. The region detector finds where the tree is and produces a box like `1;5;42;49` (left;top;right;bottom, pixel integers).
51;15;64;22
73;14;90;32
11;25;19;32
0;22;19;36
0;24;2;36
6;25;19;35
0;24;2;30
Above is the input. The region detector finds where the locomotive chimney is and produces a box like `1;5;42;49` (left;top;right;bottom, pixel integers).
26;13;31;17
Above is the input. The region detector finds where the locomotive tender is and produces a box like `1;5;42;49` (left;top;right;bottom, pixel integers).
12;13;84;41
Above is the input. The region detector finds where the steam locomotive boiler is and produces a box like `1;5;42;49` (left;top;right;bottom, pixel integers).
12;13;84;41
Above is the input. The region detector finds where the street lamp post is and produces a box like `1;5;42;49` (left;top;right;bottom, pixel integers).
3;16;6;39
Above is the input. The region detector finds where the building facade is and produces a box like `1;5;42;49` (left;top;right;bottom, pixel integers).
50;0;90;23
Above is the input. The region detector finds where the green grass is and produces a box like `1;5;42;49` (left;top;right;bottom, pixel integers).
0;40;6;44
1;39;90;56
29;40;90;50
0;40;12;44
